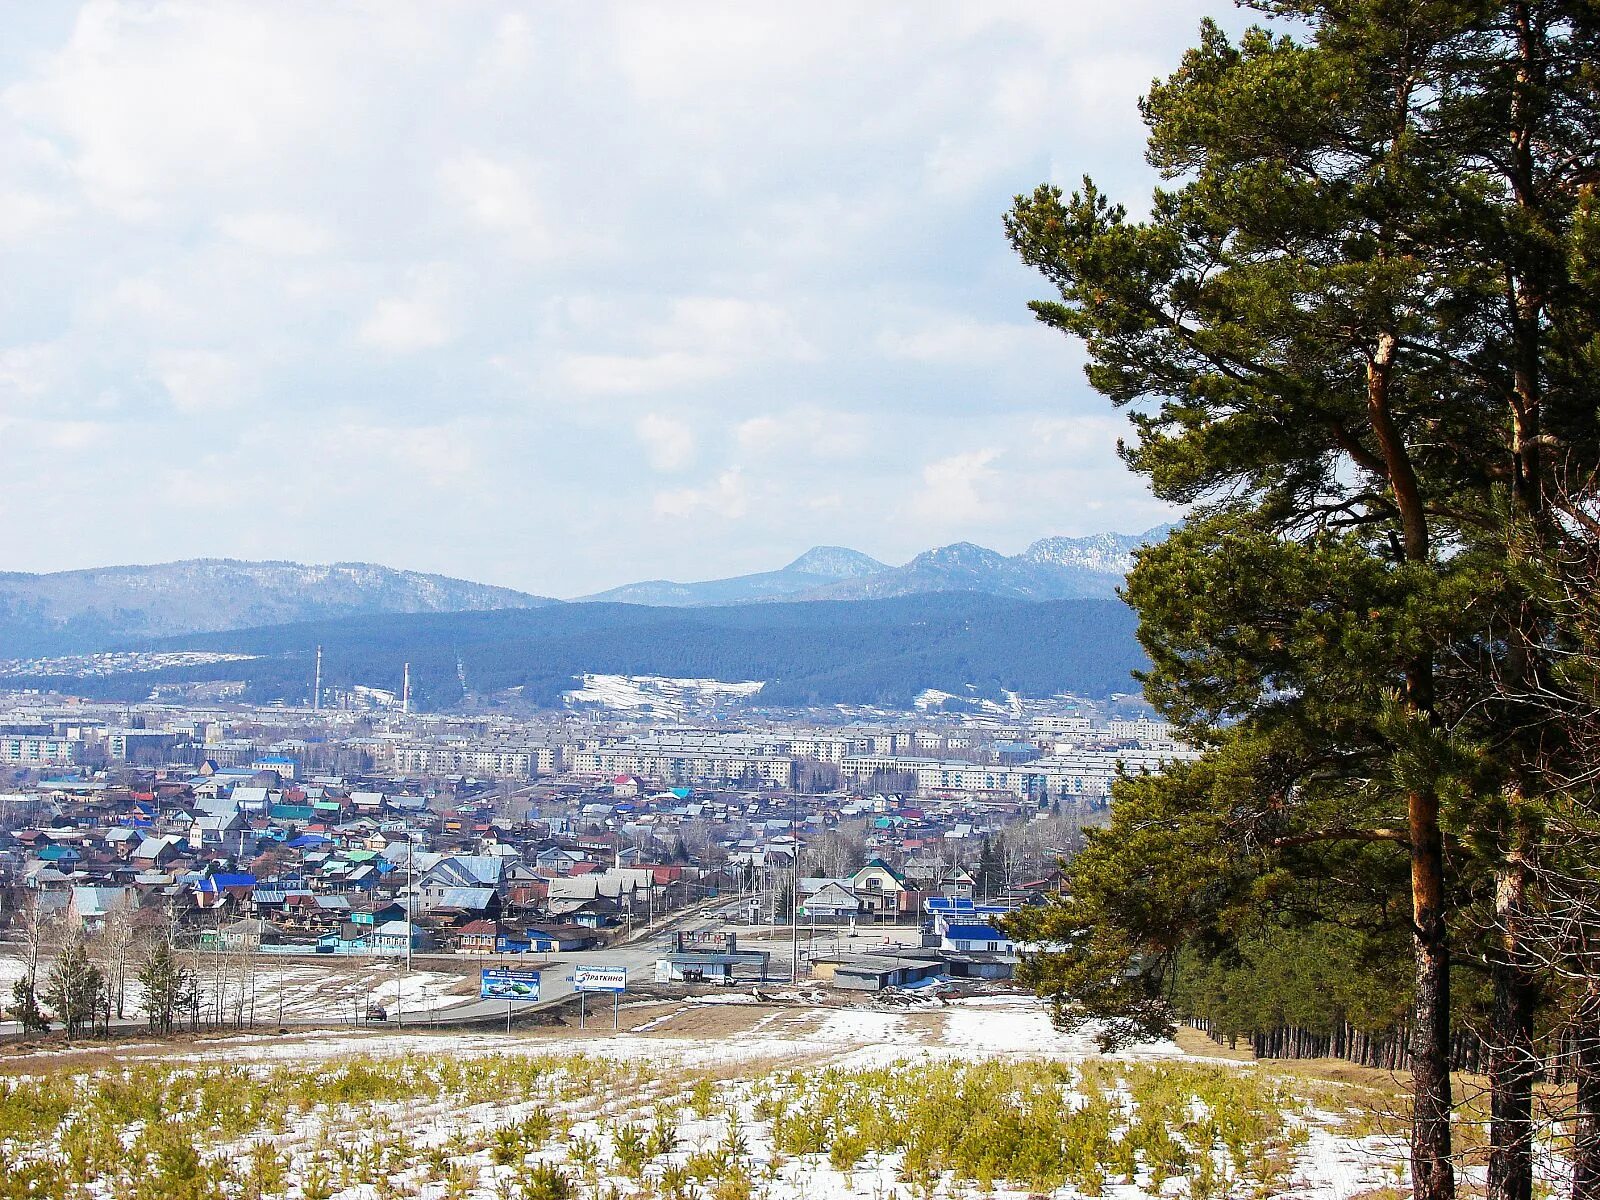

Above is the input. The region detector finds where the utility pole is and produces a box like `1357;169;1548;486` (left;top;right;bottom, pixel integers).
399;837;413;1028
790;840;801;983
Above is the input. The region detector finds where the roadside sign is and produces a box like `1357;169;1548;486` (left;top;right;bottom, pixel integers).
573;965;627;993
480;967;540;1002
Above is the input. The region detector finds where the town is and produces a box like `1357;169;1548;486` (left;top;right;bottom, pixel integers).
0;685;1196;1029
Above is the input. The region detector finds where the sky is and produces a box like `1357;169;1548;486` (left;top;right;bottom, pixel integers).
0;1;1236;597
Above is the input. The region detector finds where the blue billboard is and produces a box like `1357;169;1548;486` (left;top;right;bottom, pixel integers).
480;967;540;1001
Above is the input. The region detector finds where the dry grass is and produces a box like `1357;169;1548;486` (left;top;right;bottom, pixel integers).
1174;1026;1412;1091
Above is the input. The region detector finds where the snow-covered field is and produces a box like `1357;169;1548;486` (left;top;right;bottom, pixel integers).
563;673;764;716
0;994;1419;1200
0;954;478;1026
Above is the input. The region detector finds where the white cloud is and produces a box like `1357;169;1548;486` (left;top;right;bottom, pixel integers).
359;293;453;354
151;348;242;415
877;317;1043;365
561;296;812;395
654;469;748;520
4;4;334;220
563;350;730;395
438;151;554;259
1025;413;1129;457
216;210;333;256
0;342;66;407
910;448;1002;525
0;189;68;244
735;408;867;458
634;412;695;471
0;1;1219;588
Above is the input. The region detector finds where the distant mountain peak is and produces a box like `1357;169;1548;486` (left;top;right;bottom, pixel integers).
578;523;1177;608
911;542;1008;567
1020;525;1174;574
780;546;887;579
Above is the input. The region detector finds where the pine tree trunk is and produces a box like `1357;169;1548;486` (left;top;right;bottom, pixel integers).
1488;853;1536;1200
1411;786;1456;1200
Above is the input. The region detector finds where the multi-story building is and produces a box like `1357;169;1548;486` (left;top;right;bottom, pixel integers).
1102;718;1174;742
786;732;871;764
569;739;792;787
0;735;79;766
383;741;537;778
842;742;1201;803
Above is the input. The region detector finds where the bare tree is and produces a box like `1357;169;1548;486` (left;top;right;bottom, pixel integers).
14;891;56;990
93;904;142;1021
1474;483;1600;1200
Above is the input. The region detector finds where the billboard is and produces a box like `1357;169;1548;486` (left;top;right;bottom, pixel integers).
480;967;540;1002
673;930;735;954
573;966;627;993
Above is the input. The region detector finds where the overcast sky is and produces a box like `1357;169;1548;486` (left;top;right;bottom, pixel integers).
0;2;1233;597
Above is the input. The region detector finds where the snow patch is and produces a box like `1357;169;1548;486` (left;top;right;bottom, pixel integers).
563;673;764;716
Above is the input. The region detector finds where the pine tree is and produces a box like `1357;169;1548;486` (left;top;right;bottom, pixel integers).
8;975;48;1034
42;933;105;1040
1004;6;1600;1199
138;939;192;1035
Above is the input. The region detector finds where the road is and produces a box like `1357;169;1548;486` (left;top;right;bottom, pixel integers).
0;894;750;1038
422;893;750;1027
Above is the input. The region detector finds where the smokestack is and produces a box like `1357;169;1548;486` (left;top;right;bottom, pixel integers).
402;662;411;715
313;646;322;712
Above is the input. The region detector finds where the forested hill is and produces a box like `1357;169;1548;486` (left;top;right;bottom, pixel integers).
19;592;1146;711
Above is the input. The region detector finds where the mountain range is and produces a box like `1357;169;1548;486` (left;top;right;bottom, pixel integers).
0;526;1171;668
0;560;552;657
579;526;1169;606
578;546;889;606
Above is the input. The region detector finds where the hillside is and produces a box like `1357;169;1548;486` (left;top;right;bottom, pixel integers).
10;592;1147;710
0;559;553;656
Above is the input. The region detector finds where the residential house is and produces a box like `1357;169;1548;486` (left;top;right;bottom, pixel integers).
850;858;908;921
799;880;860;925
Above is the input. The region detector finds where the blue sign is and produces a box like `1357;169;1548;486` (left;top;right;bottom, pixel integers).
480;967;540;1001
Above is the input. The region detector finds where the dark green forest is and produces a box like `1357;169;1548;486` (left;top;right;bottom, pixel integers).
11;593;1145;710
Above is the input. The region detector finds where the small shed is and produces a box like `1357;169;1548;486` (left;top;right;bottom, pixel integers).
655;950;770;985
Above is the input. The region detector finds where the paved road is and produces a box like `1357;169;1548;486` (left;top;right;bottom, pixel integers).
422;894;751;1027
0;895;751;1039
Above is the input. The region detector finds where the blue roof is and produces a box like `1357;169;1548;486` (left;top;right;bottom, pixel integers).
286;834;329;848
200;873;256;892
944;924;1006;941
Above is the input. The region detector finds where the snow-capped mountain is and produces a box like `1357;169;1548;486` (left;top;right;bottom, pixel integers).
781;546;886;579
1019;526;1175;575
0;559;553;655
578;525;1174;607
